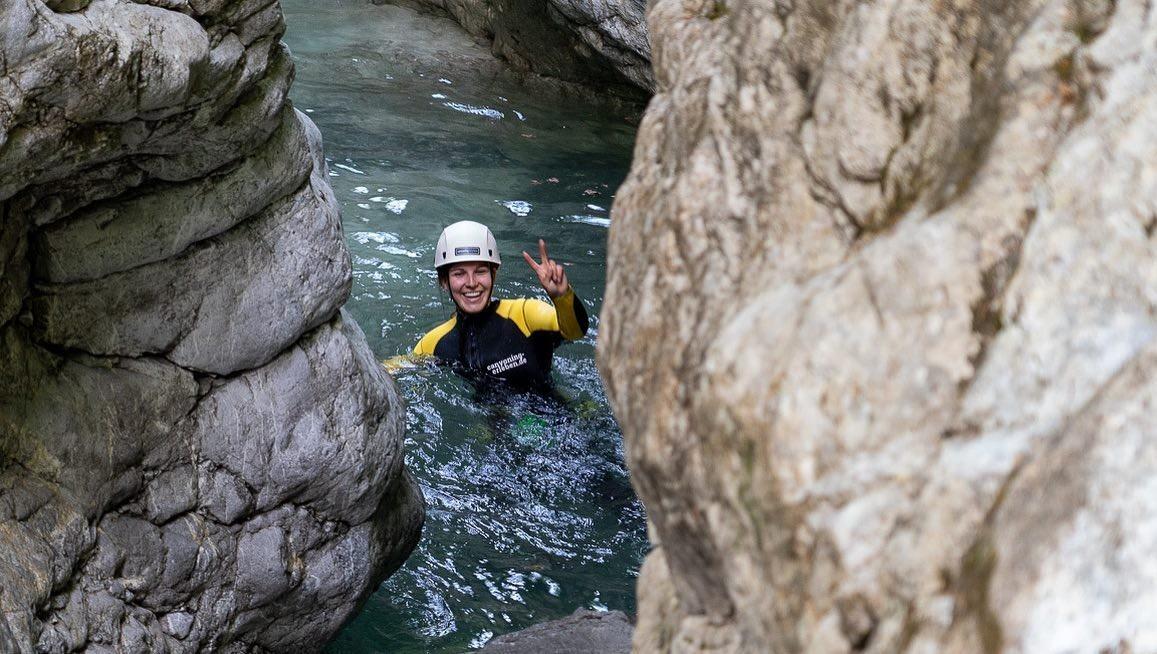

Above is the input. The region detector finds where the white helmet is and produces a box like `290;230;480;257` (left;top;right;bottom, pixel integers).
434;220;501;270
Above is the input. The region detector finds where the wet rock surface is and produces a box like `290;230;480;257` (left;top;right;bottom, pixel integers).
600;0;1157;652
0;0;423;651
384;0;653;96
477;609;633;653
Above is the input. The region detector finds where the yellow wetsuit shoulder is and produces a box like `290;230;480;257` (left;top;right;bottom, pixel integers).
414;315;457;355
495;289;584;340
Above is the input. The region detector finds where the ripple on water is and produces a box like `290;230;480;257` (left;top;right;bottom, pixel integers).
369;363;646;647
332;162;366;174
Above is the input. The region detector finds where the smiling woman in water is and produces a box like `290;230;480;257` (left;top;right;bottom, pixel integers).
388;220;589;387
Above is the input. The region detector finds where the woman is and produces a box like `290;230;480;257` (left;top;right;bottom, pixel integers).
404;220;589;387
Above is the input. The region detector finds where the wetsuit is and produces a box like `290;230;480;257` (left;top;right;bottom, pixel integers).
413;289;588;387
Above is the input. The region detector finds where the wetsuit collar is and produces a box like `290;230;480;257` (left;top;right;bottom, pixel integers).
457;298;499;323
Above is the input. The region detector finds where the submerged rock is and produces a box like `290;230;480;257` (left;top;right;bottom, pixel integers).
0;0;422;651
477;609;633;653
600;0;1157;652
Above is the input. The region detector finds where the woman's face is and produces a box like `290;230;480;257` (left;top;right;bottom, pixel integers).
445;262;494;314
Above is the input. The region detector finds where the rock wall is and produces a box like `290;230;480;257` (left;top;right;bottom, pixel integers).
387;0;654;94
0;0;423;651
599;0;1157;652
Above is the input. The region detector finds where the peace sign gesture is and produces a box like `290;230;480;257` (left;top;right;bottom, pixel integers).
522;238;570;299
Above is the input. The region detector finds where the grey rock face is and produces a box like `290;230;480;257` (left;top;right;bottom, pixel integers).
29;115;349;375
545;0;651;90
392;0;653;94
599;0;1157;652
0;0;422;651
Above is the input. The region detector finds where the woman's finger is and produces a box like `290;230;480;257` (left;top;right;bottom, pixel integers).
522;250;541;272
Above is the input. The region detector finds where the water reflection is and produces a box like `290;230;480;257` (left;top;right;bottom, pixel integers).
280;1;647;651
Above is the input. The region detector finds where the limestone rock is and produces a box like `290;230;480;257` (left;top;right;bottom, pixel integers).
546;0;651;90
32;109;315;284
0;0;422;650
28;110;349;375
390;0;653;95
599;0;1157;652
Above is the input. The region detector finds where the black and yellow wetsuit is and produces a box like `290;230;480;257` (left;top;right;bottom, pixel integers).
413;289;589;387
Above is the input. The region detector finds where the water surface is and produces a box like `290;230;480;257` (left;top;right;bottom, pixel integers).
281;3;647;651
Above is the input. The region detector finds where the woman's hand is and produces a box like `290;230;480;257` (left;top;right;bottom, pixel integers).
522;238;570;299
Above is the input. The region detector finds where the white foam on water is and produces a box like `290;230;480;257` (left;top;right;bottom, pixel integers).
357;203;370;209
350;231;399;245
431;93;447;99
379;244;420;258
438;78;452;84
513;110;525;121
332;162;365;174
386;199;409;214
546;578;561;596
498;200;531;216
468;631;493;648
562;214;610;227
590;591;609;612
586;204;606;212
352;186;369;194
443;102;504;119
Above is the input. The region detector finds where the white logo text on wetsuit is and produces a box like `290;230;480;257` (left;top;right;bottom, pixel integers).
487;353;527;375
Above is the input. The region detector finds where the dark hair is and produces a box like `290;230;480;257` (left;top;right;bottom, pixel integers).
437;262;498;289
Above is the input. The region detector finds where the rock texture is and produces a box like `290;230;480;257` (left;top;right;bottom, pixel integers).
599;0;1157;652
478;609;633;654
388;0;654;94
0;0;423;651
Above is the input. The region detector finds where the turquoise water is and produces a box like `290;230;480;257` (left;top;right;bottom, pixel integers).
280;2;647;651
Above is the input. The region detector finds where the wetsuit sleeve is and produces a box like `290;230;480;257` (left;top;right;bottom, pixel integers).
550;288;588;340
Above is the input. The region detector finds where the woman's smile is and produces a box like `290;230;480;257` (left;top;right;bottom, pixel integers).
447;262;494;313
